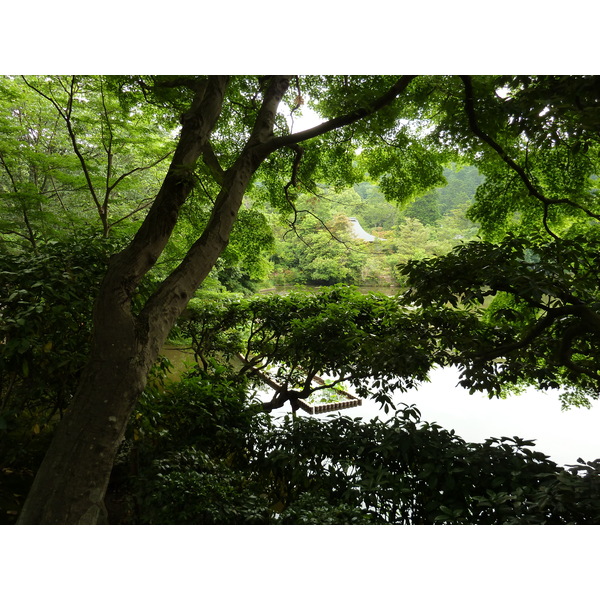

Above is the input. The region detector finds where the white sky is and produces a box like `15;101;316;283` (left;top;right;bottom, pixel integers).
3;2;598;75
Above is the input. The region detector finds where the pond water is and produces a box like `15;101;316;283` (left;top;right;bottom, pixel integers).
261;367;600;468
258;285;400;296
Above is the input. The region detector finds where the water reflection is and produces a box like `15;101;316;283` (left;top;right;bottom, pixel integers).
258;285;400;296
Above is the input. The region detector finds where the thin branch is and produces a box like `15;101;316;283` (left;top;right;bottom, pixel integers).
0;151;19;192
542;202;560;240
99;78;114;220
285;208;353;247
470;312;557;363
1;228;35;242
287;76;304;134
469;304;598;364
281;184;374;255
22;76;105;228
193;174;216;206
108;200;155;228
106;151;174;194
283;142;303;202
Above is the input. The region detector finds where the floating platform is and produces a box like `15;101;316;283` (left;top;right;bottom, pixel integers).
296;396;362;415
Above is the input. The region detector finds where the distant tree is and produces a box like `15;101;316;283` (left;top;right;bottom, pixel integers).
402;193;442;225
353;181;400;230
437;165;483;216
272;212;367;285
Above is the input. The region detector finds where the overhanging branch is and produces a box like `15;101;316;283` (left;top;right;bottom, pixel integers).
264;75;418;153
460;75;600;226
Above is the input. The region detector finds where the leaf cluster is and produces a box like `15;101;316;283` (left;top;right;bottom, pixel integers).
400;233;600;402
179;287;450;412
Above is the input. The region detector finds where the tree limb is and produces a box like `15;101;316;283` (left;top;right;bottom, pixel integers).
96;76;229;326
460;75;600;224
200;141;225;185
470;304;600;365
264;76;418;153
559;323;600;382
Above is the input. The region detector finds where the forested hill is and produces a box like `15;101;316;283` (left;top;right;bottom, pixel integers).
267;165;483;288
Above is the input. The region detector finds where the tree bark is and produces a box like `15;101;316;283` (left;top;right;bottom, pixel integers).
16;75;234;524
17;75;416;524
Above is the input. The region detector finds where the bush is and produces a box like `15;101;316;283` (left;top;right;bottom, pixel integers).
0;236;120;523
124;367;600;525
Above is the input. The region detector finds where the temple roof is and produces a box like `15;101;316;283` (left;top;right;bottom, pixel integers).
348;217;380;241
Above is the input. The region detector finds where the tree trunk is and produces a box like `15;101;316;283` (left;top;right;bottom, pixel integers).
16;167;261;524
16;75;415;524
16;76;293;524
16;317;150;524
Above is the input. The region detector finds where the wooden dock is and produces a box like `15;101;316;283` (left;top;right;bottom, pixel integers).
296;396;362;415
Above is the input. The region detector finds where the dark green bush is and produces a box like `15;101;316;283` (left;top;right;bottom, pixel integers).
126;367;600;525
0;236;120;523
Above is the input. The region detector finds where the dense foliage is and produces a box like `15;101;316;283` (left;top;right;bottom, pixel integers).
2;75;600;524
114;368;600;525
0;76;173;244
400;233;600;407
179;286;445;412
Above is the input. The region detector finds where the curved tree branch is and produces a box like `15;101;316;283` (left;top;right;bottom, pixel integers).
470;304;600;371
264;75;418;153
559;323;600;382
460;75;600;225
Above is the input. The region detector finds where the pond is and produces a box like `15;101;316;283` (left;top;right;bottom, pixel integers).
264;366;600;468
257;284;400;296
